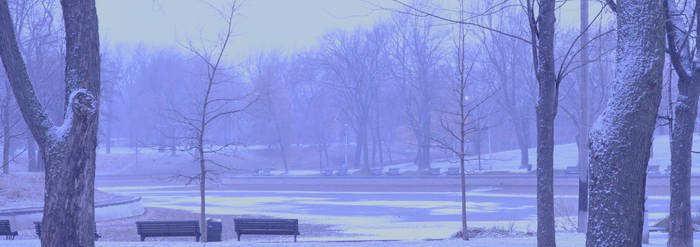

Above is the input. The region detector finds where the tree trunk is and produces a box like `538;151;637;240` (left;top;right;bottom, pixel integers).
199;144;207;242
665;0;700;246
27;134;36;172
0;0;101;246
535;83;556;247
362;123;369;172
668;77;697;247
374;108;384;167
514;120;530;170
2;83;9;174
272;115;288;174
353;127;362;169
577;0;590;233
105;103;111;154
533;0;556;246
586;1;665;246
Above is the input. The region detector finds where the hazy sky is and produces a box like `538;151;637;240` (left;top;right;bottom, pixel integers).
95;0;607;62
96;0;395;61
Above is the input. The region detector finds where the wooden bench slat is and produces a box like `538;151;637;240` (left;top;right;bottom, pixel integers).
34;221;100;241
234;218;299;242
0;220;17;240
136;220;201;242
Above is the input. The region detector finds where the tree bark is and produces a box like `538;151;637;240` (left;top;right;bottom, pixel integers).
532;0;557;246
2;81;10;174
0;0;100;246
586;1;665;246
105;102;111;154
516;123;530;170
27;134;36;172
199;143;207;242
665;0;700;246
577;0;590;233
668;79;697;247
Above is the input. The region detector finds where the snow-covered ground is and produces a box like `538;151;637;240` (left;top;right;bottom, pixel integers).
83;134;698;177
385;134;700;174
3;233;699;247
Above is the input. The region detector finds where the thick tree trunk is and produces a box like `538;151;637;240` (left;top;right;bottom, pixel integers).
533;0;556;246
0;0;101;246
43;92;99;247
586;1;665;246
668;78;697;247
577;0;590;233
665;0;700;246
536;85;556;247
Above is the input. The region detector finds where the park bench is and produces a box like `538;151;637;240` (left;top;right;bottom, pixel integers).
386;168;400;176
446;167;460;176
0;220;17;240
335;168;348;176
136;220;200;241
370;168;383;176
565;166;578;174
234;218;299;242
34;221;101;240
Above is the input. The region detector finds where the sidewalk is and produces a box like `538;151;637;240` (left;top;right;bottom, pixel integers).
1;233;693;247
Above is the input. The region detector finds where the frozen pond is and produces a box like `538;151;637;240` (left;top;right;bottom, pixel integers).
99;185;699;241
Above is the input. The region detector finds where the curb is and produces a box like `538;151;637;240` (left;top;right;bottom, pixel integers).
0;195;142;217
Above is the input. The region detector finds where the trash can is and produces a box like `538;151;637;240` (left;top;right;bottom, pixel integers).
207;219;222;242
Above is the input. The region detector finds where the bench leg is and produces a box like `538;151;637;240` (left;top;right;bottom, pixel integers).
196;236;200;242
140;236;145;241
294;235;297;242
237;233;241;241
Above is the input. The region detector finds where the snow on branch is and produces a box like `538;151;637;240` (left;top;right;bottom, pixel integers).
52;89;95;141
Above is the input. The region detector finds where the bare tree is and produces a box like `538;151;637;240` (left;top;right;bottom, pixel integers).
576;0;590;232
522;1;559;245
664;0;699;246
0;0;100;246
586;1;665;246
321;26;388;172
431;1;484;238
388;5;444;171
248;52;293;173
177;0;244;242
383;1;611;245
5;0;60;172
479;7;536;171
289;53;338;171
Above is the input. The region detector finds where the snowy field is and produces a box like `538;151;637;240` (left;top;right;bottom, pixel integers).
385;135;700;174
91;135;699;176
2;233;699;247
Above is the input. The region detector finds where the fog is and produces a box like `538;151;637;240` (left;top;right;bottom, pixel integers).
0;0;695;246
